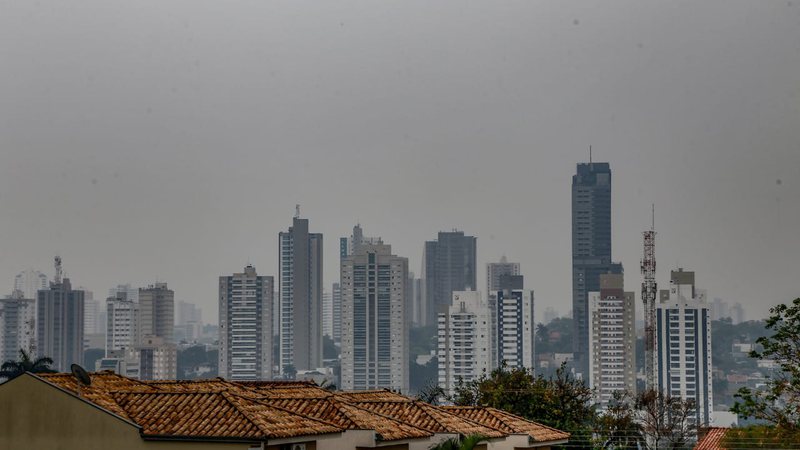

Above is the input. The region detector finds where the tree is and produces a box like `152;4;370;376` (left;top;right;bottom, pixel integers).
721;425;800;449
428;434;486;450
593;391;641;449
451;362;595;446
732;298;800;430
416;380;445;405
636;389;697;450
0;349;56;381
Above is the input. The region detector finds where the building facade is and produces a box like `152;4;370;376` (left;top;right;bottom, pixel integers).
279;215;323;375
437;290;492;396
489;275;535;371
587;273;636;406
422;231;477;327
137;283;174;344
37;278;85;371
0;291;36;363
331;282;342;343
219;265;274;380
13;269;48;301
106;291;139;353
657;269;713;426
340;243;409;391
486;257;520;293
572;161;623;377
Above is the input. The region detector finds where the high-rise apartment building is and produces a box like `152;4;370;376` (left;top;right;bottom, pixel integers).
0;290;36;363
14;269;48;300
486;257;520;293
219;265;274;380
489;275;535;370
572;161;623;376
437;290;492;396
408;273;424;328
422;231;477;327
84;294;99;336
106;291;138;353
588;273;636;406
138;283;174;344
331;282;342;343
340;241;409;392
279;214;323;375
37;277;85;371
109;284;139;303
135;335;177;380
657;269;713;425
322;290;333;340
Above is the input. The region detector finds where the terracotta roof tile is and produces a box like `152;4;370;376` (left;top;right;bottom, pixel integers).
346;400;505;438
37;372;157;419
267;397;433;441
694;427;728;450
442;406;570;443
112;391;341;440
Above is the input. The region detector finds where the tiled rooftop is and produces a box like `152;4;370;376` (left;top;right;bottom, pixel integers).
33;372;569;445
694;427;728;450
442;406;570;442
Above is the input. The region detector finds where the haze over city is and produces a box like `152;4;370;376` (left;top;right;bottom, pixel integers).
2;0;799;323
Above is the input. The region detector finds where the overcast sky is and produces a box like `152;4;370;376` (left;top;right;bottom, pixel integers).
1;0;798;323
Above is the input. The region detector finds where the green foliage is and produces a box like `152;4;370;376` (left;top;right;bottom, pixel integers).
534;317;573;355
409;356;438;394
722;425;800;449
732;298;800;430
635;389;697;450
0;349;56;381
410;325;437;357
416;380;445;405
593;391;641;449
428;434;486;450
176;345;218;379
452;362;595;442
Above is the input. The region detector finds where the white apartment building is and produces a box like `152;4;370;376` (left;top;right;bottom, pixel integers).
437;290;492;395
0;291;36;363
218;265;273;380
13;270;47;301
340;242;408;392
489;275;535;371
657;268;713;426
106;292;139;353
588;273;636;406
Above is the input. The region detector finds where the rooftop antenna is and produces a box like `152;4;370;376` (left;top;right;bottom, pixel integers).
54;255;63;284
589;145;592;164
295;204;301;219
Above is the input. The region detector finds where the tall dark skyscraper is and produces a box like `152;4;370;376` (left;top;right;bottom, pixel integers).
422;230;477;326
572;162;622;377
279;213;323;375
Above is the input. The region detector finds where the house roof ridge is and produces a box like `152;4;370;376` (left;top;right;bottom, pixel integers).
226;392;346;434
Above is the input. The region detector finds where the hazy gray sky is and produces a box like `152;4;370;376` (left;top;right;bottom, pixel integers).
2;0;798;323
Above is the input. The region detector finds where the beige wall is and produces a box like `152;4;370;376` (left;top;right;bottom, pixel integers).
0;375;255;450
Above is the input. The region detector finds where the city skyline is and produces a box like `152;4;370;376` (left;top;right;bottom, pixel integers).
2;1;799;325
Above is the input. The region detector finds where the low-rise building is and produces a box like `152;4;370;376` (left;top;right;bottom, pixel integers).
0;371;570;450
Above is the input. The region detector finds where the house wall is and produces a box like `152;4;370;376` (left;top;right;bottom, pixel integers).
0;374;254;450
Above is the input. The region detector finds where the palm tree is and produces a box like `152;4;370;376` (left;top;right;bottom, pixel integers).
429;434;486;450
0;349;56;381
